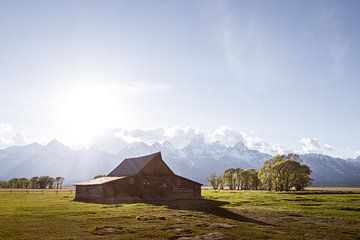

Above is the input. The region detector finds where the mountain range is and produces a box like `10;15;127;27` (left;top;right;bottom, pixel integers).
0;137;360;186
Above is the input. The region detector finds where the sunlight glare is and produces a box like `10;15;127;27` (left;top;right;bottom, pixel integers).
57;84;128;145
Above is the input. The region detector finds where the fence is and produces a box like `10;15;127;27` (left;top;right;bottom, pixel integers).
0;188;75;194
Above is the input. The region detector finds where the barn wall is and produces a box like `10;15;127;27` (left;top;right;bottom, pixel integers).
193;184;201;198
75;185;103;201
137;170;202;200
171;176;201;199
139;176;173;200
137;156;177;200
138;174;202;200
101;178;141;202
75;178;142;203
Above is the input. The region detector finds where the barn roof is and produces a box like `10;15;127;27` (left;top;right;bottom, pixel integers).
108;152;162;177
176;175;203;186
75;176;125;186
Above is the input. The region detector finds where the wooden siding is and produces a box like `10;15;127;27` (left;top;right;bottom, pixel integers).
75;185;103;201
172;176;201;199
139;154;174;176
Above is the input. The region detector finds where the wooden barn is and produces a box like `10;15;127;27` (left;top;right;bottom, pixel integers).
75;152;201;203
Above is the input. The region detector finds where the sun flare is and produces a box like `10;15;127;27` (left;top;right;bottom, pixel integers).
56;84;128;145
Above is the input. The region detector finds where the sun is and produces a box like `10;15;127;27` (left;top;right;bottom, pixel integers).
56;84;128;145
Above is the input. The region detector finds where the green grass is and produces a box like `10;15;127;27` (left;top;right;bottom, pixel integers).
0;190;360;239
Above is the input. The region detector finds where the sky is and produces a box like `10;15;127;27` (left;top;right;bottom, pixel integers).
0;0;360;158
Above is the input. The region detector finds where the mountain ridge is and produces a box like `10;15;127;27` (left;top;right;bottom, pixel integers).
0;138;359;186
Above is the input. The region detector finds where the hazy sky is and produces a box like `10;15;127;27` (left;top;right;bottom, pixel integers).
0;0;359;157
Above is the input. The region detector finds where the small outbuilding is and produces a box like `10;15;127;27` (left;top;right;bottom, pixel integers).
75;152;201;203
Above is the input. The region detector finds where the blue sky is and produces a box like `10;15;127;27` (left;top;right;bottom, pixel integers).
0;0;359;157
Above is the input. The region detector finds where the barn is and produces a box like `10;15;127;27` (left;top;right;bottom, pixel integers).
75;152;202;203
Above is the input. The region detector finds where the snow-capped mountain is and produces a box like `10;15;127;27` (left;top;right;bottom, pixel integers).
115;135;271;183
0;140;119;183
301;154;360;186
0;137;359;186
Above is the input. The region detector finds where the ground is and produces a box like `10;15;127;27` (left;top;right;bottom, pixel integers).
0;189;359;240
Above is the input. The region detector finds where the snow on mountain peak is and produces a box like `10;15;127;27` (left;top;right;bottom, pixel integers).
188;134;207;145
232;141;248;151
160;140;176;151
47;139;66;148
207;126;244;147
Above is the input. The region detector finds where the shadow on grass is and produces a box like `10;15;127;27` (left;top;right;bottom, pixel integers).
75;198;271;226
149;198;272;226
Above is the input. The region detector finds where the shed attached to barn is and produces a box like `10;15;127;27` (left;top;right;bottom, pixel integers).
75;152;201;203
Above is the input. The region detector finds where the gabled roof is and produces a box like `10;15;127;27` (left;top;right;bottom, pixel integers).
75;176;125;186
108;152;162;177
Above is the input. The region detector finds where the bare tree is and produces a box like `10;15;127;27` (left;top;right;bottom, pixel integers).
206;173;220;190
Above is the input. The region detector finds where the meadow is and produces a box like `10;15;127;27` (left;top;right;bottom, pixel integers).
0;189;359;240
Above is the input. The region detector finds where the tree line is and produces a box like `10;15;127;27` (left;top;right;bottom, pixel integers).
0;176;65;189
207;168;260;190
207;153;311;191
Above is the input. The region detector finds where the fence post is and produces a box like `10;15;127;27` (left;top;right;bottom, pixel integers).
10;190;12;194
42;190;44;195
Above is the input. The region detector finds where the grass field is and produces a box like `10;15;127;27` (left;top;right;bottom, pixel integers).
305;187;360;193
0;189;359;240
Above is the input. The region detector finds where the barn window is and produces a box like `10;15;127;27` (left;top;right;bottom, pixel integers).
129;177;134;184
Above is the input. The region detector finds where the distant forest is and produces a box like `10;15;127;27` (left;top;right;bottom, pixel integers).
207;153;312;191
0;176;65;189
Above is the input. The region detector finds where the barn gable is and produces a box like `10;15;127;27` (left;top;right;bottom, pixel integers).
138;153;175;176
108;152;174;177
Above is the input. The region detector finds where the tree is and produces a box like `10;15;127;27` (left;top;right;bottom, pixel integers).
206;173;220;190
211;168;261;191
272;155;311;191
285;153;301;162
248;169;260;190
30;177;39;189
2;176;67;189
235;168;243;190
217;175;224;190
54;177;65;189
258;160;273;191
19;178;30;188
7;178;20;188
240;170;252;190
223;168;236;190
292;164;311;190
258;155;288;191
0;180;7;188
48;177;55;189
38;176;53;189
258;154;311;191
